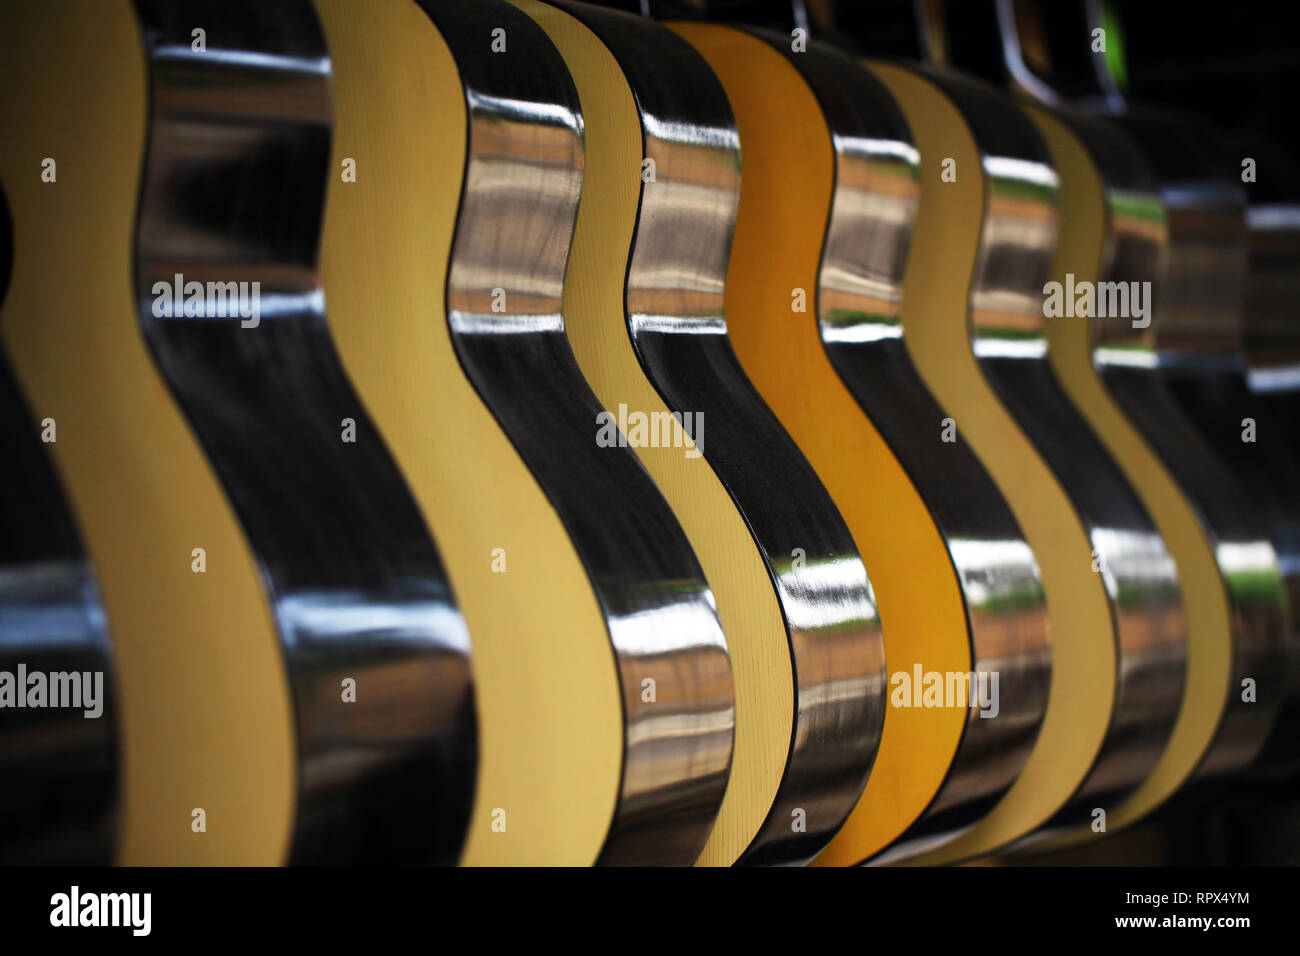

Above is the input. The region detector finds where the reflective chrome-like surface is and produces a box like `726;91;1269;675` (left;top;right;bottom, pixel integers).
133;0;477;864
423;0;734;866
0;188;117;864
1235;134;1300;775
771;33;1051;857
993;0;1290;779
558;2;887;866
1105;108;1290;777
922;57;1186;832
1239;138;1300;379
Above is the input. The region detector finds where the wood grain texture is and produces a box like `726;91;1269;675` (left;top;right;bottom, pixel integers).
517;0;791;867
677;23;971;864
867;60;1117;861
1024;103;1229;844
317;0;623;866
0;0;294;864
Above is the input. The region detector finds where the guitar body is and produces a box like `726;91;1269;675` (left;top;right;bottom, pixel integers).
134;0;482;864
1108;113;1298;781
908;67;1186;848
1236;133;1300;776
2;0;1290;868
0;189;117;865
980;0;1292;791
1018;103;1245;843
0;0;299;864
417;0;735;867
678;23;1052;866
863;60;1151;862
523;1;888;867
314;0;624;866
1088;106;1289;783
1158;358;1300;777
939;0;1291;839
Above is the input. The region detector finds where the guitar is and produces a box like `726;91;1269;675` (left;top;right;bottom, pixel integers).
962;0;1292;838
673;15;1052;866
1;0;297;864
515;0;888;866
959;0;1258;838
1067;16;1299;785
881;0;1194;853
411;0;736;867
699;0;1191;859
135;0;484;865
314;0;625;866
1232;129;1300;777
2;0;481;864
847;18;1182;860
0;184;117;865
1;0;1291;867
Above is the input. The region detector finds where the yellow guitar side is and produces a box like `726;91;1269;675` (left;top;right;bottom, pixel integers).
866;61;1116;862
676;23;971;865
315;0;623;866
0;0;294;864
1024;104;1228;843
515;1;792;867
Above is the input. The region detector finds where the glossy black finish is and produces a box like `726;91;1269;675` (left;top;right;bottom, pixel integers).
759;31;1052;857
985;349;1186;810
1099;363;1287;777
1161;364;1300;779
0;188;117;865
984;0;1291;780
420;0;734;867
753;0;1184;851
1234;133;1300;776
132;0;476;864
919;59;1185;835
1080;112;1291;781
557;1;887;867
1237;136;1300;375
1112;109;1292;776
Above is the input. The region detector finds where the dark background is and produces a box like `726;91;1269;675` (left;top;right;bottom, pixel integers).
700;0;1300;165
1111;0;1300;163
